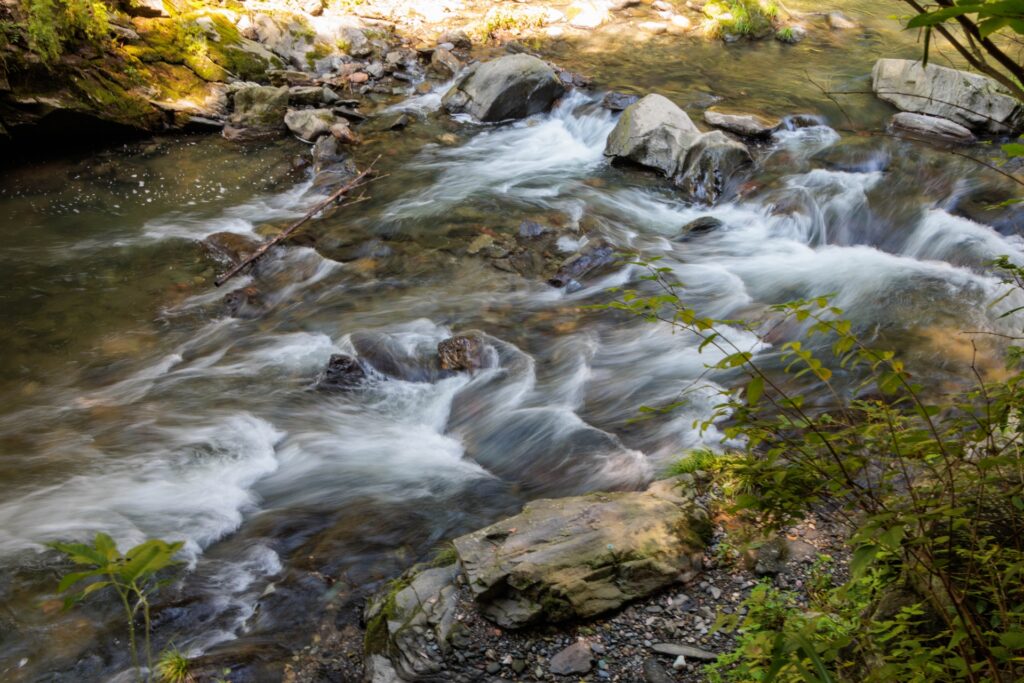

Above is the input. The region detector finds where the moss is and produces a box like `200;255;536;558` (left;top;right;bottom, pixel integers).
428;543;459;568
362;575;412;655
304;41;331;69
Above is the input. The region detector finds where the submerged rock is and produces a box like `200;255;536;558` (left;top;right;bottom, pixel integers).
316;354;368;391
442;54;566;122
453;477;709;628
703;108;780;139
889;112;976;144
871;58;1024;133
676;215;724;239
437;336;482;372
602;91;639;112
548;242;616;288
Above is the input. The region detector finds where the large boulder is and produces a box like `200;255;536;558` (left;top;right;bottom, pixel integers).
453;476;709;628
605;94;701;176
871;58;1024;134
605;94;752;203
442;54;566;122
224;84;288;140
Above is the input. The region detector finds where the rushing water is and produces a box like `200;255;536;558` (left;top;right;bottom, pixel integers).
1;4;1023;680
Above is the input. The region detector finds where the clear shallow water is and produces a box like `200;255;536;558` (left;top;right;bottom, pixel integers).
1;15;1023;681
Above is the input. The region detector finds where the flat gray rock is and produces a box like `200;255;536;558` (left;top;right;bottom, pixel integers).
890;112;976;144
872;58;1023;134
651;643;718;660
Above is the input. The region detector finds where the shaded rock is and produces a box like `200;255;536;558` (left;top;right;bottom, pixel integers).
518;220;552;238
367;112;411;132
316;354;368;391
438;336;483;372
363;564;461;681
703;108;780;139
812;139;890;172
284;108;337;141
674;130;753;204
350;331;450;383
452;477;710;628
605;94;701;177
651;643;717;660
440;29;472;49
889;112;976;144
643;657;675;683
311;135;345;172
204;231;261;264
442;54;565;123
550;641;592;675
330;120;358;144
602;91;639;112
871;58;1023;133
226;85;288;140
676;215;724;239
288;86;325;106
431;47;462;78
549;242;616;288
752;535;788;576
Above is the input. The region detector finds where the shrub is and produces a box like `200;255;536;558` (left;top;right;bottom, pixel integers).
604;255;1024;681
23;0;111;64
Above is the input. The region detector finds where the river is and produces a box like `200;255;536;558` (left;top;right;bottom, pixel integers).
1;1;1022;679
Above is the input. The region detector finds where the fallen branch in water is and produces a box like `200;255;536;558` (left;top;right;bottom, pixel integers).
215;156;380;287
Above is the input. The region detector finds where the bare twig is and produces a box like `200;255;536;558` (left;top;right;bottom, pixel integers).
214;157;381;287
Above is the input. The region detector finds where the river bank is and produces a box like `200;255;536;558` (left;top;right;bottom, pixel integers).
1;0;1023;682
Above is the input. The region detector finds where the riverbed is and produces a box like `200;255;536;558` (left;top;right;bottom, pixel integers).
1;1;1022;680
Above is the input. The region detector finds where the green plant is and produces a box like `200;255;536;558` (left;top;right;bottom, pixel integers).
23;0;111;64
667;448;720;475
702;0;780;38
51;533;184;678
154;647;194;683
604;256;1024;681
900;0;1024;102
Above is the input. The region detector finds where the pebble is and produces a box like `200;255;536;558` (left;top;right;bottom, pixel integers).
673;655;687;670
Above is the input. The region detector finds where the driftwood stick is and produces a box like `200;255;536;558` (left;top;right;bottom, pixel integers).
215;159;378;287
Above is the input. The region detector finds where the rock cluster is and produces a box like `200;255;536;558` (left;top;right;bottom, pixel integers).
605;94;753;204
364;477;710;680
872;58;1024;134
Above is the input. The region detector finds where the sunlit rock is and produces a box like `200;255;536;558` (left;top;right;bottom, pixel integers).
889;112;976;145
872;58;1024;134
442;54;565;122
454;477;710;627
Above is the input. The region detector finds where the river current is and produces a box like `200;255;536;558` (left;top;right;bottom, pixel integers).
1;7;1023;679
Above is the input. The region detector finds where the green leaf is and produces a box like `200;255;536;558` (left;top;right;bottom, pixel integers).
1002;142;1024;158
999;630;1024;649
906;5;983;28
850;544;878;578
747;376;765;405
57;569;105;593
